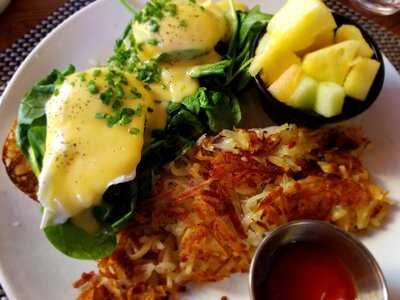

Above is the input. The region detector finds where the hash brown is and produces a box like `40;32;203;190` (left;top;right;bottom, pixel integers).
75;124;390;300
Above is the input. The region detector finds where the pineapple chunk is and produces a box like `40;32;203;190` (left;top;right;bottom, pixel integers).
268;64;303;103
302;40;360;85
315;81;345;117
344;58;380;101
267;0;337;51
250;34;299;78
297;28;334;56
249;34;274;76
288;75;318;110
258;48;301;86
335;25;374;58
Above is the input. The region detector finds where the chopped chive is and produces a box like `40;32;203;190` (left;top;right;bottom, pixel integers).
112;100;122;111
100;89;113;105
119;115;133;125
88;80;99;94
95;112;108;120
135;104;143;116
115;85;125;99
106;115;118;128
63;64;76;76
129;127;140;135
147;38;159;46
79;73;87;82
93;69;102;77
121;107;136;117
137;42;145;51
149;20;160;32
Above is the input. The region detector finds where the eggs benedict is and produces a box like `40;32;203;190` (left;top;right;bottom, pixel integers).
3;0;241;259
38;68;153;228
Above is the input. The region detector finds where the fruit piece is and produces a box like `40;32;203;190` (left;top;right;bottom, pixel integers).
302;40;360;85
249;34;297;77
297;28;334;56
259;51;301;86
268;64;303;103
267;0;337;51
314;81;345;117
249;33;273;76
344;58;380;101
335;25;374;58
288;75;318;110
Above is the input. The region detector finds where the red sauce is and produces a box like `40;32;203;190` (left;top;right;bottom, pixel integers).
264;242;356;300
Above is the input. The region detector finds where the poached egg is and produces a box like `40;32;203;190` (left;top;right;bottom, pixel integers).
38;68;153;228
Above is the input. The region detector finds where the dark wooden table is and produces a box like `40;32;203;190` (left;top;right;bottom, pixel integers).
0;0;399;52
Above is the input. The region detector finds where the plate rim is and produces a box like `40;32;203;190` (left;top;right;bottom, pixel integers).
0;1;107;299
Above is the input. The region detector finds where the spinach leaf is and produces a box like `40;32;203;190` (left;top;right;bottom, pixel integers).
44;221;116;260
187;6;271;92
93;180;138;231
119;0;137;15
181;88;241;133
26;125;46;177
188;60;232;78
226;0;239;59
139;87;240;171
16;65;75;157
238;6;272;49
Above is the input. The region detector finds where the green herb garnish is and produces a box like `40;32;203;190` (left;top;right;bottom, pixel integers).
100;89;113;105
87;80;99;94
79;73;87;82
108;24;161;85
129;127;140;135
134;0;177;33
147;38;159;46
93;69;102;77
179;19;188;28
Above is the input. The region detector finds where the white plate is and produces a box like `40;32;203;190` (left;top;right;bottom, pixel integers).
0;0;399;299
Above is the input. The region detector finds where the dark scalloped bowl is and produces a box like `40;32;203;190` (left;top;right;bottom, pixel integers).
254;13;385;128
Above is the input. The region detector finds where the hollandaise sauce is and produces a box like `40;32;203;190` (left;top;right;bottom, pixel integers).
38;68;152;227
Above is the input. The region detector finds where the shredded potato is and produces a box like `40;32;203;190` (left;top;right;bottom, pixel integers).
76;125;390;300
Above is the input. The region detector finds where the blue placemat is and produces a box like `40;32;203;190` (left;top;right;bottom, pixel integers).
0;0;399;299
0;0;95;96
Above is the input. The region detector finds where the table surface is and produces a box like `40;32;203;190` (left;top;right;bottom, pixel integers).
0;0;399;52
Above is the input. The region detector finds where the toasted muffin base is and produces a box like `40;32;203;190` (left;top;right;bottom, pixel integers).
2;122;38;200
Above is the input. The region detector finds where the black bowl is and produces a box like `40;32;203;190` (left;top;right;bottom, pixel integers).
254;13;385;128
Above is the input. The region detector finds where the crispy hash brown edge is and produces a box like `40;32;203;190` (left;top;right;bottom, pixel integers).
75;125;391;300
2;122;38;200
